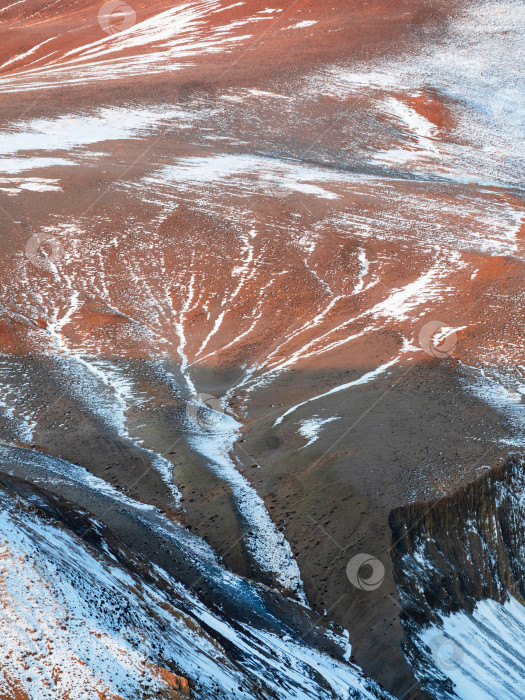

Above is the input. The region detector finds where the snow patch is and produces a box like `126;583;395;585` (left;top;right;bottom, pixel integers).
298;415;341;447
417;596;525;700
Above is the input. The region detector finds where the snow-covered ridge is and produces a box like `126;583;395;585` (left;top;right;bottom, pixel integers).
0;488;185;700
417;596;525;700
0;464;392;699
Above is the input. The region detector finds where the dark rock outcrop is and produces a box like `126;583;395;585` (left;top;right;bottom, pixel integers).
389;458;525;696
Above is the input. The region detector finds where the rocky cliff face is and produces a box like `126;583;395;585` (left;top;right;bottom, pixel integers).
390;459;525;697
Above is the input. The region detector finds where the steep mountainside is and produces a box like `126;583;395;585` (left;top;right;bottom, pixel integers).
0;0;524;698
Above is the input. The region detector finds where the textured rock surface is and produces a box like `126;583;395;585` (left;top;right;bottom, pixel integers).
390;459;525;697
0;0;524;697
